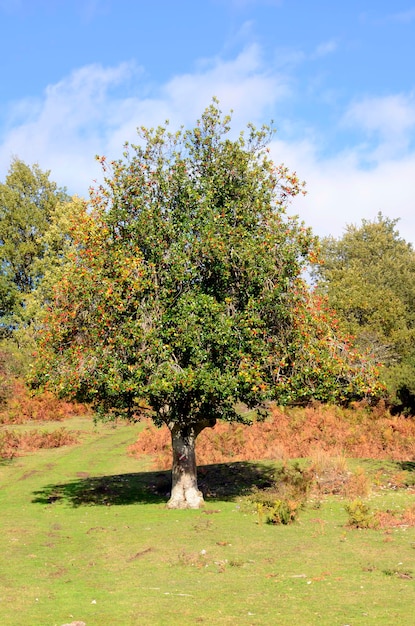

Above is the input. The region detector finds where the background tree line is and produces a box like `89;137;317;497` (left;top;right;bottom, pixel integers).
313;214;415;413
0;159;82;375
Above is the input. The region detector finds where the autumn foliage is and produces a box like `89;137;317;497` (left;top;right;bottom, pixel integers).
0;378;88;425
0;426;79;460
129;402;415;469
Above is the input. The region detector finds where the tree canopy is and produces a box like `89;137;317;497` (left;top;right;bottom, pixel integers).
0;159;69;336
314;213;415;412
31;103;382;508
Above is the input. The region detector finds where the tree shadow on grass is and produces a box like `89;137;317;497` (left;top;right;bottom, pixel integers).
32;461;276;507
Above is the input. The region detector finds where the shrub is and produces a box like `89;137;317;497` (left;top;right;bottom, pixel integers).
254;497;300;525
310;449;351;495
0;378;88;424
343;467;372;498
265;499;300;525
0;427;80;459
129;402;415;469
375;505;415;529
243;462;313;525
273;462;315;499
345;499;378;529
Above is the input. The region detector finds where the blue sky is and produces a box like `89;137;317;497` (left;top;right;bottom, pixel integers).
1;0;415;243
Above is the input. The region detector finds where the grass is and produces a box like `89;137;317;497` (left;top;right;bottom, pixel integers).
1;415;415;625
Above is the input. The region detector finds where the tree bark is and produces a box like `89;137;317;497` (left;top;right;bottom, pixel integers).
166;419;215;509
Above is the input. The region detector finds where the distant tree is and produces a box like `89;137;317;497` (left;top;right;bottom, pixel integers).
31;103;382;508
0;158;69;336
23;197;85;318
314;213;415;411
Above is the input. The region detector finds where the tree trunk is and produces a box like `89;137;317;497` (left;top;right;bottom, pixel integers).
166;420;215;509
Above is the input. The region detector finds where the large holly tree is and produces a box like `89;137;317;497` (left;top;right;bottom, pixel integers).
32;104;382;508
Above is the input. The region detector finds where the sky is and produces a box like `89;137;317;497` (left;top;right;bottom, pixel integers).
1;0;415;243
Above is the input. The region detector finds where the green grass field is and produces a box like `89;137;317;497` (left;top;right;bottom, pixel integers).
1;416;415;625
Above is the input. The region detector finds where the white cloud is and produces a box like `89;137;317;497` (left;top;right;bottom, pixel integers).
341;93;415;162
312;39;338;59
344;94;415;138
1;47;415;246
0;46;288;191
276;137;415;245
0;62;142;191
163;44;288;126
105;45;288;157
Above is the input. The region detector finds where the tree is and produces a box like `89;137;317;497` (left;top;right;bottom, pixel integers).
23;197;86;318
314;213;415;411
0;158;69;336
31;104;381;508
